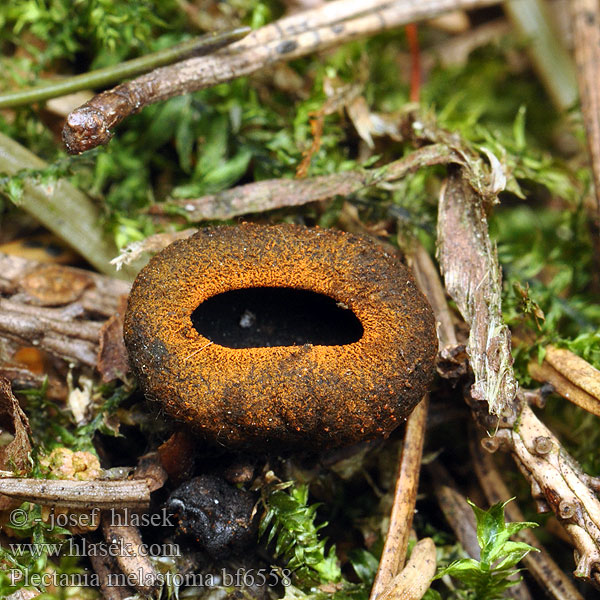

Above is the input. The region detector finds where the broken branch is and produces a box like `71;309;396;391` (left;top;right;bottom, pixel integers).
63;0;502;154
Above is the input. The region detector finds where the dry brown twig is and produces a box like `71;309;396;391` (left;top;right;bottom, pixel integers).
96;453;166;597
0;252;131;383
377;537;437;600
147;143;460;225
432;170;600;587
0;478;150;509
88;546;133;600
102;510;159;597
369;397;430;599
62;0;502;154
470;433;585;600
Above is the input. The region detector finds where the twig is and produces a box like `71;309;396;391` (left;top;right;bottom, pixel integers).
0;304;99;367
437;171;517;415
102;509;159;597
504;0;577;111
63;0;502;154
97;454;166;597
88;545;133;600
429;462;481;559
370;397;429;599
0;29;250;109
0;133;137;279
0;255;133;373
570;0;600;216
409;175;600;586
485;399;600;586
151;143;459;222
470;433;585;600
529;345;600;417
0;479;150;508
0;253;131;318
377;537;437;600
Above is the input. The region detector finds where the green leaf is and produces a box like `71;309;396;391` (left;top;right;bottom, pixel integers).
434;499;538;600
348;548;379;584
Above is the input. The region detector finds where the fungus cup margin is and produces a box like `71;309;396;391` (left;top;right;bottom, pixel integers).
123;223;437;450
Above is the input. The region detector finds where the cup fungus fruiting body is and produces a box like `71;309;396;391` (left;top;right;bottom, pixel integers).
123;223;437;450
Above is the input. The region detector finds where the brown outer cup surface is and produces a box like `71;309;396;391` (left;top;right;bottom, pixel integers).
123;223;437;450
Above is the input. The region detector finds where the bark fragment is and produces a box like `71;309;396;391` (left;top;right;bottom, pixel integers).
437;170;518;414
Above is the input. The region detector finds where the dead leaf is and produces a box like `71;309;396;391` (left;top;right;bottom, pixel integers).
0;377;32;509
158;430;196;484
0;377;32;472
347;95;375;148
97;295;130;382
21;264;92;306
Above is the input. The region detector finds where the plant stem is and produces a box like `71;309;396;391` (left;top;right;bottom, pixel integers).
0;28;250;110
0;132;137;280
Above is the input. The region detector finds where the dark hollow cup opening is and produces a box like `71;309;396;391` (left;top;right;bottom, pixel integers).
191;287;364;348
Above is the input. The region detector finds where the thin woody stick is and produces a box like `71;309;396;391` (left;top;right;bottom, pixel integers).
470;434;585;600
369;397;429;599
0;479;150;508
377;537;437;600
0;28;250;110
149;143;457;222
63;0;502;154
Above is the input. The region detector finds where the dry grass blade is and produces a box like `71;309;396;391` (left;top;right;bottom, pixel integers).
470;432;584;600
504;0;577;111
437;171;517;414
369;397;429;599
0;133;138;279
570;0;600;217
